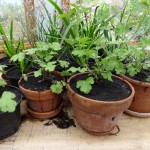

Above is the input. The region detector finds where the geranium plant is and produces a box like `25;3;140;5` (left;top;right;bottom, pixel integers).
65;36;150;94
0;66;17;113
13;41;68;94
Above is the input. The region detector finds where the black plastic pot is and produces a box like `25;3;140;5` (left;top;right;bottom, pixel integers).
0;86;22;140
6;67;20;87
0;57;15;71
6;66;37;87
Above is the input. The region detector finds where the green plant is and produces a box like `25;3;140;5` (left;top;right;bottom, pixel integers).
65;35;150;94
11;52;33;75
0;66;17;113
15;41;68;94
0;21;24;58
0;91;17;113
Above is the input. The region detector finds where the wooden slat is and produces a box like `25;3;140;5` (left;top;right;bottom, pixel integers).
1;98;150;150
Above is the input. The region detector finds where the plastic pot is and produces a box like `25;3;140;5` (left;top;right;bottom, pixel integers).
0;86;22;140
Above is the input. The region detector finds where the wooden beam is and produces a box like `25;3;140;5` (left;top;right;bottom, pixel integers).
24;0;37;47
62;0;70;13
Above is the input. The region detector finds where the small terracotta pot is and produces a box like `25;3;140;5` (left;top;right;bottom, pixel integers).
19;71;63;119
120;74;150;117
67;73;135;135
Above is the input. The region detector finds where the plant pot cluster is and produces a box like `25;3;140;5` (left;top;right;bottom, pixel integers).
0;0;150;140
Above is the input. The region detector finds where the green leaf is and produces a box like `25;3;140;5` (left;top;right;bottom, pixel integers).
0;91;17;113
61;71;71;76
11;53;25;62
68;67;80;73
72;50;86;57
59;60;69;68
26;48;37;55
76;77;94;94
44;55;53;62
0;80;7;87
22;74;28;81
101;72;113;81
50;81;65;94
34;69;42;77
45;62;56;71
50;42;61;51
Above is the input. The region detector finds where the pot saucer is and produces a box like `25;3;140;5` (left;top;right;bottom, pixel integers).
27;103;63;120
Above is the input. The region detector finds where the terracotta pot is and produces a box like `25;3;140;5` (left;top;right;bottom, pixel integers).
18;71;63;119
120;74;150;117
67;73;135;135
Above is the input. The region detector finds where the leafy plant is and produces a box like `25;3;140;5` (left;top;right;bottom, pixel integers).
16;41;68;94
0;66;17;113
0;21;24;58
11;52;33;75
0;91;17;113
65;35;150;94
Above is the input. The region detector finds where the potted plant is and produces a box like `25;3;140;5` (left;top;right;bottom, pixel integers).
0;67;22;140
6;52;34;87
0;21;34;86
17;41;67;119
0;21;23;70
66;40;135;135
120;37;150;117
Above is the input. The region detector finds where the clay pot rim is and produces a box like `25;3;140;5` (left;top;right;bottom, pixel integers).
67;72;135;104
120;74;150;87
18;71;64;93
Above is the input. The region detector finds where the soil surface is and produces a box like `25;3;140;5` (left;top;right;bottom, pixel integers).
127;70;150;83
0;57;13;65
0;86;22;104
20;73;62;91
6;67;36;79
70;74;131;101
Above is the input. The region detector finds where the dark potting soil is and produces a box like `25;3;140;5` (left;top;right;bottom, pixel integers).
0;57;13;65
127;70;150;83
44;111;76;129
70;74;131;101
20;73;62;91
0;86;22;105
6;67;36;79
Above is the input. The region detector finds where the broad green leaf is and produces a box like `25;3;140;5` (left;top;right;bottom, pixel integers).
59;60;69;68
44;55;53;62
68;67;80;73
76;77;94;94
101;72;112;81
50;81;64;94
34;69;42;77
45;62;56;71
0;80;7;87
11;53;25;62
26;48;37;55
50;42;61;51
0;91;17;113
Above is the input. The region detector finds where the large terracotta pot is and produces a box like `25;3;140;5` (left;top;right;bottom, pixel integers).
67;73;135;135
120;74;150;117
18;71;63;119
